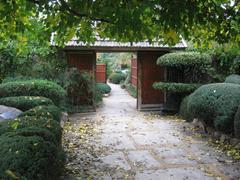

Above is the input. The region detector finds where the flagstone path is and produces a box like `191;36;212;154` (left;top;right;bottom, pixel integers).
62;83;240;180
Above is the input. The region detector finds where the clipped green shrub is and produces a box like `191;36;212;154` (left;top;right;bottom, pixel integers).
188;83;240;133
109;72;126;84
224;74;240;85
0;79;67;105
2;76;40;84
179;96;193;122
2;126;57;145
0;135;63;180
153;82;201;93
96;83;111;94
126;84;137;98
20;105;62;122
0;116;62;143
234;106;240;138
157;52;211;67
0;96;54;111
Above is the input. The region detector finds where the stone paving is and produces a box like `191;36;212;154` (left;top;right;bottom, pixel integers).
62;83;240;180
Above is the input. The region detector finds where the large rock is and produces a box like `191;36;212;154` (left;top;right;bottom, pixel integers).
0;105;22;122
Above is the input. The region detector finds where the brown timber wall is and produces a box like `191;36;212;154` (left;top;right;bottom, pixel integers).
137;51;166;109
96;64;106;83
131;58;137;87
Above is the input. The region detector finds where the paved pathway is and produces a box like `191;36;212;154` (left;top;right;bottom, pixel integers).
62;83;240;180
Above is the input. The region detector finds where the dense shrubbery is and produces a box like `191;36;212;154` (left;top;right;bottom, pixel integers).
109;72;126;84
96;83;111;94
0;96;54;111
153;82;201;93
157;52;211;67
179;96;193;122
234;106;240;138
188;83;240;133
126;84;137;98
0;135;63;180
0;79;67;105
0;116;62;143
20;105;62;122
224;74;240;85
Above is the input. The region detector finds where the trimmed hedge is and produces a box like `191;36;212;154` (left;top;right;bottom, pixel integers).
0;116;62;143
20;105;62;122
157;52;211;67
109;72;126;84
224;74;240;85
0;96;54;111
96;83;111;94
0;79;67;105
153;82;202;93
179;96;193;122
2;76;40;84
0;135;63;180
126;84;137;98
2;126;57;145
234;106;240;138
188;83;240;133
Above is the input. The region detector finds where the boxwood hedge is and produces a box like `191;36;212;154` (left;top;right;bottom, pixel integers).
157;52;211;67
109;72;126;84
153;82;202;93
179;96;193;122
224;74;240;85
188;83;240;133
0;96;54;111
0;79;67;105
96;83;111;94
234;106;240;138
20;105;62;122
0;116;62;143
0;135;63;180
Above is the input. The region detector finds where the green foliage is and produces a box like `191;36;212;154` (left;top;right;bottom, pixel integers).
0;96;54;111
188;83;240;134
179;96;193;122
2;76;41;84
20;105;62;122
96;83;111;94
109;72;126;84
234;106;240;138
1;1;239;47
0;79;67;106
0;135;63;180
157;52;211;67
224;74;240;85
63;68;93;105
153;82;201;93
126;84;137;98
0;116;62;143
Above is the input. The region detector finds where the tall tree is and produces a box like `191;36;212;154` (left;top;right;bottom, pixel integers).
0;0;239;46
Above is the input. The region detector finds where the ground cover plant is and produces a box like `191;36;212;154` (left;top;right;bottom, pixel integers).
109;72;126;84
96;83;111;94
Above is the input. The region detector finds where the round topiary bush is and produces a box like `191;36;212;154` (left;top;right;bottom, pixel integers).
0;79;67;105
224;74;240;85
96;83;111;94
234;106;240;138
0;116;62;143
188;83;240;133
179;96;193;122
0;135;64;180
0;96;54;111
20;105;62;122
109;72;126;84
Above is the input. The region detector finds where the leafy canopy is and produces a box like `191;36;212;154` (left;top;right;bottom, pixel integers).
0;0;239;47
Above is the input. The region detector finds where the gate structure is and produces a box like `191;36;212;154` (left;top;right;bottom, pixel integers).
60;39;186;111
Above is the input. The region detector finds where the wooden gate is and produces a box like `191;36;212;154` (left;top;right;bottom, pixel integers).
137;51;167;111
96;64;106;83
131;58;137;87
